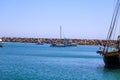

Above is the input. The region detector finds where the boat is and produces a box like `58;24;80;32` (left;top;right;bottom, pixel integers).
36;38;44;45
50;43;66;47
50;39;77;47
64;39;77;47
97;0;120;68
50;26;66;47
50;26;77;47
0;38;3;47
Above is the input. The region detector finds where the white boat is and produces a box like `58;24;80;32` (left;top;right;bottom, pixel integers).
0;38;3;47
50;26;77;47
50;26;65;47
64;39;77;47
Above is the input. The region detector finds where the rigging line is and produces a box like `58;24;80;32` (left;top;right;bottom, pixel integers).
112;19;118;40
118;0;120;36
106;2;117;40
106;1;120;50
107;0;120;41
105;0;119;40
107;0;120;40
112;3;120;40
109;1;120;39
113;3;120;40
104;0;120;52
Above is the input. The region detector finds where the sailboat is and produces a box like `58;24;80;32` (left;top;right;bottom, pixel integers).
97;0;120;68
0;38;3;47
50;26;66;47
50;26;77;47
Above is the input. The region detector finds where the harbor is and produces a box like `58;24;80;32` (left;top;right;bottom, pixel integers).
1;0;120;80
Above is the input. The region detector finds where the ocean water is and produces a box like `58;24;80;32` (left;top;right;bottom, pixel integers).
0;42;120;80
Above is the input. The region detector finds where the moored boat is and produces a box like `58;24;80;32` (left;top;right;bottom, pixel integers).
64;39;77;47
0;38;3;47
50;26;77;47
50;26;64;47
50;43;66;47
97;0;120;68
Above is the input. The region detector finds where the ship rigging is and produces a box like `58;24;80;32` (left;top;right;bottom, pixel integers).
97;0;120;68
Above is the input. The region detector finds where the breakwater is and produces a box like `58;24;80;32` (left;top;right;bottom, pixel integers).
2;37;116;46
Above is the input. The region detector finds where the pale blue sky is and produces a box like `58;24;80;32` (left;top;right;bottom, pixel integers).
0;0;117;39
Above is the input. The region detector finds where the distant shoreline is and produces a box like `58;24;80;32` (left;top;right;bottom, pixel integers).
2;37;116;46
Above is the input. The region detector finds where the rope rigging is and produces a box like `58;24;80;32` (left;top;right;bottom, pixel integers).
104;0;120;52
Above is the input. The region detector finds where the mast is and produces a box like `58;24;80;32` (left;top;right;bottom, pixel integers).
107;0;120;40
60;25;62;39
104;0;120;52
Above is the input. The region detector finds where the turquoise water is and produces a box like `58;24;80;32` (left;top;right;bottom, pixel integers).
0;42;120;80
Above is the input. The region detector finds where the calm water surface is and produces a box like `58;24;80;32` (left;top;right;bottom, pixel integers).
0;42;120;80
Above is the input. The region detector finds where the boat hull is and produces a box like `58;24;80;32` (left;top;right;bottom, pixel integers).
66;44;77;47
50;44;66;47
103;54;120;68
50;43;77;47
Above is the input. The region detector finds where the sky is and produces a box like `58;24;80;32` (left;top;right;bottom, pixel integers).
0;0;118;39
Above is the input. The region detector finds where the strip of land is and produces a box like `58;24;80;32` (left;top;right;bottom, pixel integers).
2;37;116;46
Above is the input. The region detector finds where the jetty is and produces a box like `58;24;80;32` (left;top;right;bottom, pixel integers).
2;37;116;47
